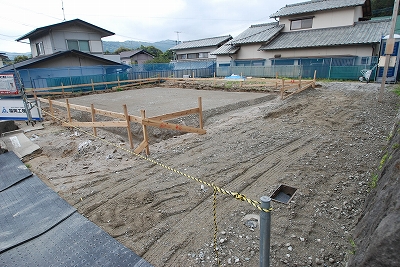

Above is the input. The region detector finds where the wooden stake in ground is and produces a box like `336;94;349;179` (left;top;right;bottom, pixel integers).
91;104;97;137
123;104;134;149
141;110;150;155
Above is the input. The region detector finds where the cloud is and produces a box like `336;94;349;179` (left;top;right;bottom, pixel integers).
0;0;299;53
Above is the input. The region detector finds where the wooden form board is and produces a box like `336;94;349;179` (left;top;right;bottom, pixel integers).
26;78;161;96
38;96;205;155
280;71;317;100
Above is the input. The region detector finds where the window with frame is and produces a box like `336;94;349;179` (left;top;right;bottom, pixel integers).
361;57;369;65
198;52;208;58
36;42;44;56
272;59;295;65
290;18;313;30
66;40;90;52
187;53;198;59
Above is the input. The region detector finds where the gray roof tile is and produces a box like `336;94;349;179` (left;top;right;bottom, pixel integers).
259;19;390;50
270;0;367;18
169;35;232;50
212;22;283;55
120;49;154;58
211;44;240;55
16;19;114;41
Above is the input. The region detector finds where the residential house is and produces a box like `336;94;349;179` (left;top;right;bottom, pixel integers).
169;35;232;61
120;49;155;65
213;0;390;71
16;19;113;58
0;19;126;88
0;18;121;71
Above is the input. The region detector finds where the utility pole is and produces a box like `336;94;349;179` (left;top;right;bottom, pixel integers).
378;0;399;102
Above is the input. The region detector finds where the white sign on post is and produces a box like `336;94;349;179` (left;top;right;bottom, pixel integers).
0;74;18;95
0;99;42;121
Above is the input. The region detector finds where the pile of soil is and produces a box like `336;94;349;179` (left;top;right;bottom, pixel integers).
24;81;399;266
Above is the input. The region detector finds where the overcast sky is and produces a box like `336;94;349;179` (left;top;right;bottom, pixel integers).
0;0;305;53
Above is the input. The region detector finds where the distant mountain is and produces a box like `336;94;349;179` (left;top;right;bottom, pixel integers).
0;52;31;60
0;40;177;60
103;39;177;53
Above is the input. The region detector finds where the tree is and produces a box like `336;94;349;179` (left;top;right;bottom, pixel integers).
114;46;132;54
371;0;397;17
145;50;174;64
13;55;29;63
139;45;163;57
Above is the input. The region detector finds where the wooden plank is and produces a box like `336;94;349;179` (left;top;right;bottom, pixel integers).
198;97;203;130
26;91;73;96
62;121;127;127
282;84;301;92
123;104;134;149
91;104;97;136
149;108;199;121
38;97;142;122
66;99;71;122
142;118;206;134
26;78;160;92
283;81;314;99
39;98;67;107
141;110;150;155
134;140;149;155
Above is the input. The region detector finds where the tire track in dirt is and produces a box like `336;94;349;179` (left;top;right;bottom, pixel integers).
136;134;320;265
26;82;400;266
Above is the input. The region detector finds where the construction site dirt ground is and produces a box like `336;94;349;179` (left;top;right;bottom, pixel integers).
22;81;399;267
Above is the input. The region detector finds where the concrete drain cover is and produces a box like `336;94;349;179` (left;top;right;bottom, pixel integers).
270;184;297;204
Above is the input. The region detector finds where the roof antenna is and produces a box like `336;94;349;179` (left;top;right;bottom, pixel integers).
61;0;66;21
175;31;181;45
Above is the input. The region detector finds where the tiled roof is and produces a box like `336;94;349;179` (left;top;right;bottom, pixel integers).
0;50;122;72
259;19;390;51
231;22;284;45
16;19;114;41
169;35;232;50
210;44;240;55
120;49;154;58
211;22;284;55
270;0;367;18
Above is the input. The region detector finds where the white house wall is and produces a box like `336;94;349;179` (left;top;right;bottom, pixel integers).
235;43;266;60
279;7;362;32
29;24;105;57
52;25;103;53
30;35;52;57
217;55;236;63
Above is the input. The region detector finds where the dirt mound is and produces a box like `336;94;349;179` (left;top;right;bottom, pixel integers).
24;81;399;266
